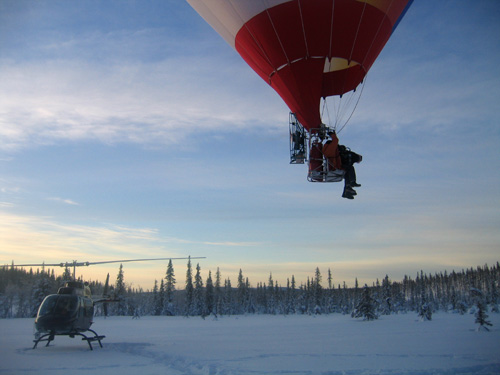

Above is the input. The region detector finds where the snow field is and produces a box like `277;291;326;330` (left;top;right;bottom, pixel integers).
1;313;499;375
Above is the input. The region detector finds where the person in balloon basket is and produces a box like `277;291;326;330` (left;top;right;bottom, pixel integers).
322;131;362;199
309;136;325;182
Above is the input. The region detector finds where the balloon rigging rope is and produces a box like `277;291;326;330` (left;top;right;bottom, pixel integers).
349;0;367;64
265;5;289;65
297;0;309;57
321;75;366;134
336;0;385;134
361;0;397;68
322;0;370;133
328;0;335;61
324;0;337;80
337;77;366;134
321;98;332;128
227;1;275;79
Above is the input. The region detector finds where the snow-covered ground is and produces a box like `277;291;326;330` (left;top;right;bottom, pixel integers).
1;313;499;375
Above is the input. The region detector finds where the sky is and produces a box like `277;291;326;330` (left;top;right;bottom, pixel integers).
1;0;499;290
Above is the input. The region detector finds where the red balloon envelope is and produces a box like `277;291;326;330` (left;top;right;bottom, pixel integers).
187;0;413;132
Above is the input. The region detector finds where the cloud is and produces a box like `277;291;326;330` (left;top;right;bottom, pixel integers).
0;212;160;262
0;0;289;153
0;211;262;287
0;43;284;152
202;241;260;247
0;211;259;264
343;1;500;136
47;197;80;206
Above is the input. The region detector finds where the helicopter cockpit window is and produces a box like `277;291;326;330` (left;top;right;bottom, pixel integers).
38;295;58;317
55;296;78;315
38;295;78;316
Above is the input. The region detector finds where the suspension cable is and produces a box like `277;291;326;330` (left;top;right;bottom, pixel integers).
360;0;396;68
336;76;366;134
227;1;275;77
264;2;290;66
321;74;367;134
297;0;309;58
328;0;335;60
348;0;368;64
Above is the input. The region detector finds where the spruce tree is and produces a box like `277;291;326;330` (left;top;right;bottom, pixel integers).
214;267;222;316
471;288;493;331
313;267;323;314
290;275;296;311
205;271;215;317
418;292;432;321
185;257;193;316
223;278;232;315
267;273;276;314
352;285;378;321
194;263;204;316
164;259;176;316
103;273;110;317
475;299;493;331
353;277;360;312
326;269;336;313
490;279;499;313
416;274;432;321
237;269;247;313
328;268;333;290
62;265;72;282
158;279;165;315
380;275;392;315
30;272;53;317
115;264;127;315
151;280;160;315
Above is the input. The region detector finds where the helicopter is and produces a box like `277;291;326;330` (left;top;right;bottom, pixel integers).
10;257;205;350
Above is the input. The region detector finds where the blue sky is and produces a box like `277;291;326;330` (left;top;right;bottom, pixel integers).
1;0;499;290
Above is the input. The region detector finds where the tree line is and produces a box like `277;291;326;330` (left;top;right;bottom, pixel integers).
1;259;499;321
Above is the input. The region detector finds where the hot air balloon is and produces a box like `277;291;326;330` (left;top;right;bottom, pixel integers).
187;0;413;182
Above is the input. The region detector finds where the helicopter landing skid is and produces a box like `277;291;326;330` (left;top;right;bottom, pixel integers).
33;329;105;350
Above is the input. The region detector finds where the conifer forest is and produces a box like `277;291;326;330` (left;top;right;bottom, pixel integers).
1;260;499;322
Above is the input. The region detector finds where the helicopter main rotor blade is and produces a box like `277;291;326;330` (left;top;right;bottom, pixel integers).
86;257;206;266
6;257;206;268
6;262;75;268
